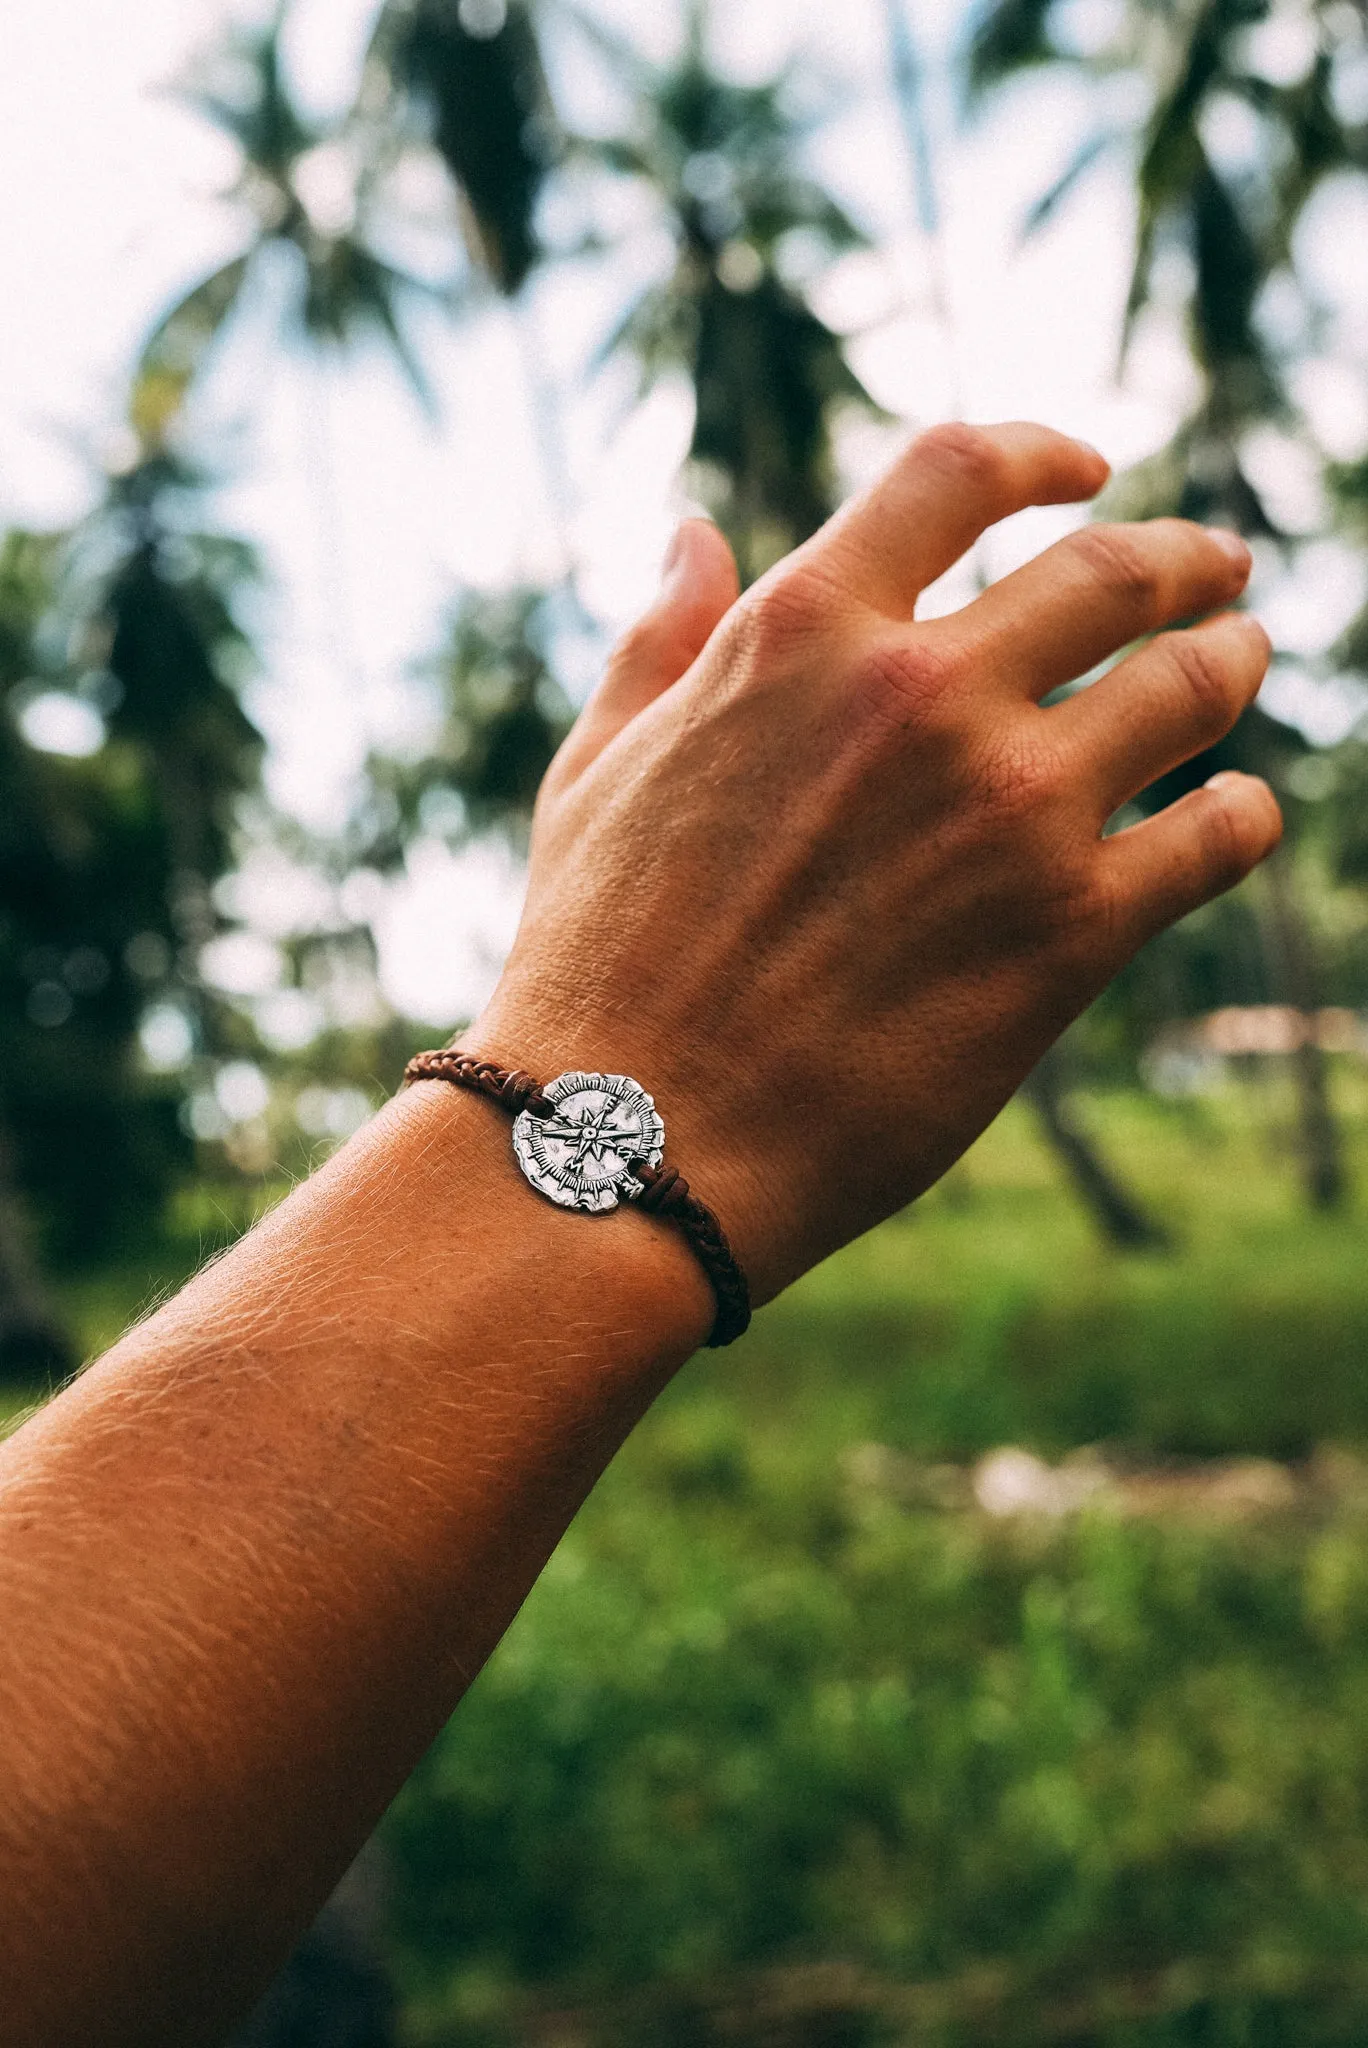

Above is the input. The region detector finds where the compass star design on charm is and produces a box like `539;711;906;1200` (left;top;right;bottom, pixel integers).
512;1071;665;1214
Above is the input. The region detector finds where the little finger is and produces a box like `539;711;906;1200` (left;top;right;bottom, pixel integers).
1100;771;1283;951
1054;611;1271;821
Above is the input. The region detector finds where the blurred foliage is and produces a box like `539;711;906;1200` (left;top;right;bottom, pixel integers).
365;591;573;858
0;535;183;1369
964;0;1368;696
374;1092;1368;2046
0;0;576;1365
392;1501;1368;2046
967;0;1367;490
138;10;440;429
368;0;557;297
586;2;882;577
966;0;1368;1211
141;0;559;440
0;453;265;1369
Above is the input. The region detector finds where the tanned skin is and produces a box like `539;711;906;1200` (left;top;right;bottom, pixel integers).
0;425;1280;2045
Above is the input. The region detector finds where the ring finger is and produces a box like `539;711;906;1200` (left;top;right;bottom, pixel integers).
936;518;1253;702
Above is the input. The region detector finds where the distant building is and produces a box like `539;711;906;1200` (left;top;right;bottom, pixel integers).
1143;1007;1368;1095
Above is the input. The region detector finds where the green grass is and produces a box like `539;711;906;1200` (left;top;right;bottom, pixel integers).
701;1080;1368;1462
389;1477;1368;2046
377;1082;1368;2045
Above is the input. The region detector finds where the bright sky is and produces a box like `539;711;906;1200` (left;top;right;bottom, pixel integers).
1;0;1364;1027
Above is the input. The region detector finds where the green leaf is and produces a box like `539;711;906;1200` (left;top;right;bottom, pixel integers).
1022;131;1118;235
376;0;557;295
964;0;1060;100
297;239;442;414
132;256;252;446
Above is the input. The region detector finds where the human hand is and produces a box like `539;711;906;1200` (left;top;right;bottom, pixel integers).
472;423;1278;1301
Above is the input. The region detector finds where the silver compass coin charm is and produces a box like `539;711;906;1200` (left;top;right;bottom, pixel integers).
513;1071;665;1214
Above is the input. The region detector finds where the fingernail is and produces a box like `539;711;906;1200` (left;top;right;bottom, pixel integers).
1205;770;1244;793
662;522;694;582
1072;437;1108;465
1209;528;1252;571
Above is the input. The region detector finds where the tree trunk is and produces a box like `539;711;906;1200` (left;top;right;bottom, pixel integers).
1023;1046;1171;1251
1260;852;1347;1211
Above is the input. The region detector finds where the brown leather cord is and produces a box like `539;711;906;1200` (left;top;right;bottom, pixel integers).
403;1049;557;1121
403;1049;752;1348
627;1159;752;1348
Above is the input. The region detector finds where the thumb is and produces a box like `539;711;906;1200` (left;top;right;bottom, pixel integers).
556;520;740;781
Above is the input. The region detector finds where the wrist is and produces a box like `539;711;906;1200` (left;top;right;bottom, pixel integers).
395;1074;716;1370
464;992;786;1303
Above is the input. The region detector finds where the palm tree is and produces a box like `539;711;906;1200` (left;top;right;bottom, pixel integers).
967;0;1361;500
576;0;883;581
363;4;886;904
79;453;265;957
125;0;570;1038
967;0;1368;1208
363;588;572;866
363;0;557;300
0;474;264;1377
136;6;431;439
137;0;559;450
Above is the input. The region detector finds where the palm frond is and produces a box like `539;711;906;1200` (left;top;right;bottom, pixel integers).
553;1;654;98
179;9;318;181
298;240;441;413
366;590;572;847
379;0;557;294
131;256;252;447
964;0;1060;102
1022;130;1118;234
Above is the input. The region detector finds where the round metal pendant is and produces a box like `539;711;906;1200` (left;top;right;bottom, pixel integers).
513;1071;665;1214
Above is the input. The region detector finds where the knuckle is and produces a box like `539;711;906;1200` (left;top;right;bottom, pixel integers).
911;421;1007;496
735;564;833;661
1071;523;1162;610
974;724;1065;820
1199;789;1252;891
1166;629;1244;732
854;633;965;732
1200;780;1279;889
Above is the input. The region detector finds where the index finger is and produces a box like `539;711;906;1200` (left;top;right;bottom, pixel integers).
815;421;1110;622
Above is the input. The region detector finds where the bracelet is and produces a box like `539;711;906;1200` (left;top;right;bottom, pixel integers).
402;1050;752;1348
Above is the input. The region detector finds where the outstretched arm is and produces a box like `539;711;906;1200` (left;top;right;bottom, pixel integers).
0;425;1278;2046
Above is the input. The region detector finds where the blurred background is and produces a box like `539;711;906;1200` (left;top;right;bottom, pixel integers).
6;0;1368;2040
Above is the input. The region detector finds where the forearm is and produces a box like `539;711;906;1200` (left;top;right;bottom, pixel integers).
0;1080;708;2046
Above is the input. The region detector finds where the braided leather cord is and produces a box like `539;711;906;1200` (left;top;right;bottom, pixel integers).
403;1049;752;1348
403;1049;557;1120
